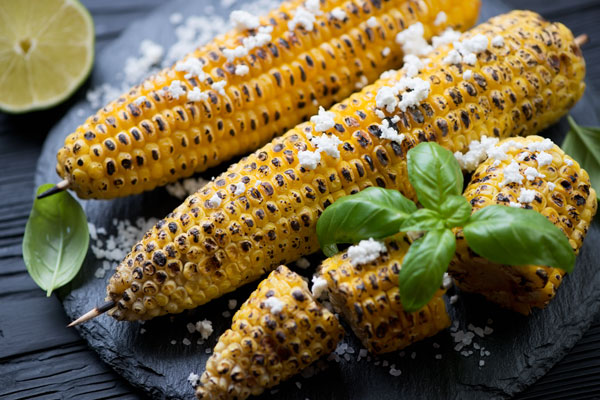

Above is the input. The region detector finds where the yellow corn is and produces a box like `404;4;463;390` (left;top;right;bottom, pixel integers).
450;136;597;314
195;265;344;400
104;10;586;321
318;234;450;354
55;0;480;199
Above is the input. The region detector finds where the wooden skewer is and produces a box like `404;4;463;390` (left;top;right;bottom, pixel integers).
575;34;588;47
37;179;70;199
67;300;116;327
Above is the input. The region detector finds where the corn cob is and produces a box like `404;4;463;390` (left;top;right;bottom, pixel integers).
195;265;344;400
95;10;585;322
450;136;597;314
53;0;480;200
317;234;450;354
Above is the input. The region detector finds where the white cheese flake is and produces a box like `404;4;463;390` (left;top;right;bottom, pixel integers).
208;193;222;208
187;87;209;102
355;74;368;89
235;64;250;76
450;294;459;304
501;161;524;186
379;119;405;144
395;22;432;56
233;182;245;195
509;201;522;208
453;135;499;172
382;47;391;57
491;35;504;48
123;40;164;85
548;182;556;191
230;10;260;31
402;54;425;78
188;372;200;387
366;16;378;28
288;7;317;31
527;138;554;152
175;57;207;80
311;275;328;299
164;80;186;99
463;69;473;80
331;7;346;20
434;11;447;26
310;106;336;132
375;86;398;112
396;77;431;111
518;188;537;204
298;150;321;170
565;159;574;166
443;49;462;65
211;80;227;95
431;28;461;49
347;238;386;266
537;151;553;166
462;53;477;66
524;166;545;181
133;96;147;106
311;134;342;158
264;297;285;314
223;45;248;63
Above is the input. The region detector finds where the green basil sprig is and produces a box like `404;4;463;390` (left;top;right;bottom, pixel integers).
23;184;89;296
316;142;576;312
562;116;600;195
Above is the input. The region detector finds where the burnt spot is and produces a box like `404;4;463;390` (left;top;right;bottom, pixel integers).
152;251;167;266
341;167;353;182
460;111;470;129
560;180;572;190
121;158;132;169
376;148;389;166
473;74;487;89
448;88;463;105
106;161;116;175
437;119;449;136
155;116;166;131
84;131;96;140
574;194;586;206
104;140;116;151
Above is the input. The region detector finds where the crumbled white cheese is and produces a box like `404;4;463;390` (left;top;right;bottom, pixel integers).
395;22;432;56
491;35;504;48
230;10;260;31
311;134;342;158
458;34;489;54
537;151;553;166
565;159;574;166
509;201;522;208
175;57;207;80
374;109;386;119
188;372;200;387
347;238;386;266
310;106;336;132
443;49;462;65
453;135;499;172
223;45;248;62
298;150;321;170
355;74;368;89
382;47;391;57
431;28;461;49
208;193;222;208
434;11;447;26
396;77;431;111
379;119;405;144
501;161;524;186
375;86;398;112
241;25;272;50
164;80;186;99
211;80;227;95
233;182;245;195
487;140;524;162
462;69;473;80
366;16;378;28
331;7;346;20
518;188;536;204
524;166;545;181
462;53;477;66
264;297;285;314
548;182;556;191
402;54;425;78
527;138;554;152
196;319;214;339
305;0;322;14
187;87;209;102
288;7;317;31
170;13;183;25
311;275;328;299
133;96;147;106
235;64;250;76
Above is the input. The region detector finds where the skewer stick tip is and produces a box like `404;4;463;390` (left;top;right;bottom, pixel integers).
67;300;116;327
37;179;70;199
575;34;588;47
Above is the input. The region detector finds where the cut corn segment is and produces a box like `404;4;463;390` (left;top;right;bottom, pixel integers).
105;10;586;321
318;234;450;354
55;0;480;199
195;265;344;400
450;136;597;314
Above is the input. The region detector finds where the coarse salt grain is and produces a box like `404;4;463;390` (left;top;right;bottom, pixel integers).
196;319;213;339
264;297;285;314
183;338;192;346
347;238;386;266
186;322;196;334
228;299;238;310
518;188;536;204
222;311;231;318
389;366;402;376
296;257;311;269
298;150;321;170
434;11;447;26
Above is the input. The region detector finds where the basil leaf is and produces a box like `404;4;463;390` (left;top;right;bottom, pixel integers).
399;209;445;232
463;205;575;273
562;116;600;195
317;187;417;257
407;142;464;212
22;184;89;296
440;195;472;228
398;229;456;313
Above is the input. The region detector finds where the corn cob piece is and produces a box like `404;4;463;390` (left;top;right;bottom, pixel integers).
194;265;344;400
450;136;597;315
54;0;479;200
99;10;586;322
317;234;450;354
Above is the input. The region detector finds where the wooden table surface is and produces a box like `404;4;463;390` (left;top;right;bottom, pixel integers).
1;0;599;399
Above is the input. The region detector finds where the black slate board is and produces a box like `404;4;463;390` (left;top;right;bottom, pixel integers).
35;0;600;399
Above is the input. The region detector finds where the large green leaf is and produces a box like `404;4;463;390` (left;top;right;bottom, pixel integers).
22;184;89;296
562;116;600;196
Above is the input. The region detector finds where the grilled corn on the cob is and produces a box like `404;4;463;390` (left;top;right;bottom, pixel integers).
55;0;480;199
318;234;450;354
450;136;597;314
103;10;586;321
195;265;344;400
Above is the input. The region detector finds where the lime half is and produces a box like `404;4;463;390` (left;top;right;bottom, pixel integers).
0;0;94;113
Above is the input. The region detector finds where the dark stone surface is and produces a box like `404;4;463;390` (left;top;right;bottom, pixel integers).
34;0;600;399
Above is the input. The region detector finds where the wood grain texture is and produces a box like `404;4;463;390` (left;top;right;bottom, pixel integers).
0;0;599;399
